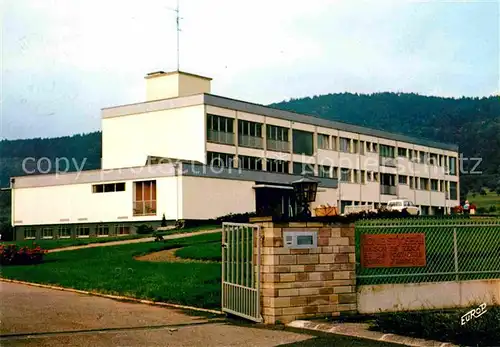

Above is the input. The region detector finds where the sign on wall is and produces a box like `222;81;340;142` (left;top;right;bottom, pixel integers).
361;233;426;268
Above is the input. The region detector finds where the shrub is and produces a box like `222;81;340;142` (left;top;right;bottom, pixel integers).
370;306;500;346
0;243;47;265
136;224;154;235
488;205;497;213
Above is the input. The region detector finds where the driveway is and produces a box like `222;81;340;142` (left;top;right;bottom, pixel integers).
0;282;397;347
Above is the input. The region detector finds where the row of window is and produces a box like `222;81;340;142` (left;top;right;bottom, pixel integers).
206;114;458;174
207;152;458;183
24;225;131;239
92;182;126;193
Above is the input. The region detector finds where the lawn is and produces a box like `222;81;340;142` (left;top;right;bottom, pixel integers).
175;241;222;262
1;232;223;309
2;224;220;250
467;188;500;214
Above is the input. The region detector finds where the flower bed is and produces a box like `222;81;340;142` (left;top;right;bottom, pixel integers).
0;243;47;265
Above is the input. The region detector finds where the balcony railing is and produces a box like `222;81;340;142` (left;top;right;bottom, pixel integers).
238;135;263;149
380;185;397;195
379;156;397;167
207;130;235;145
267;139;290;152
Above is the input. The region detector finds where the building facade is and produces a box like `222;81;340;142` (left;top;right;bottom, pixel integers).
11;70;459;240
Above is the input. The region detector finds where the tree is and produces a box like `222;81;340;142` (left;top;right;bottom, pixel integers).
496;186;500;196
480;189;487;196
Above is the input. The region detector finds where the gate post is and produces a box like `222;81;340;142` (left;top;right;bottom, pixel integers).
250;216;357;324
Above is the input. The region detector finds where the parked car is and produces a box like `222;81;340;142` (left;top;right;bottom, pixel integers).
386;199;420;215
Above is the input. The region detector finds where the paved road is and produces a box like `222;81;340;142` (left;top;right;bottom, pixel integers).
48;229;222;253
0;282;396;347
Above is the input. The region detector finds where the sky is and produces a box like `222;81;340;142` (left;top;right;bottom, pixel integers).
1;0;499;140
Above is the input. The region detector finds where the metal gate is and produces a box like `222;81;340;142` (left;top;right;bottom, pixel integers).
221;222;262;322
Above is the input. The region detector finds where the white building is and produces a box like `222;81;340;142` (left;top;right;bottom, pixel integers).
11;70;459;240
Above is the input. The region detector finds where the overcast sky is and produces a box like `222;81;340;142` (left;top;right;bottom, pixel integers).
1;0;498;140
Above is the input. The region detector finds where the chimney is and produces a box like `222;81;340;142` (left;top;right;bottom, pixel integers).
145;70;212;101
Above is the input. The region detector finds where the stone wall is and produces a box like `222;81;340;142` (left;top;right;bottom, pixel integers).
251;217;357;324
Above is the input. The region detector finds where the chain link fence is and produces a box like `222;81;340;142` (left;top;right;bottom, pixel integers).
355;217;500;285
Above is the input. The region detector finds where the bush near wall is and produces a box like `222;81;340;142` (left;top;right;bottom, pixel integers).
370;306;500;346
0;243;47;265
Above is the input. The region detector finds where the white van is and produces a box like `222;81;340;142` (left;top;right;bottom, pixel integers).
387;199;420;215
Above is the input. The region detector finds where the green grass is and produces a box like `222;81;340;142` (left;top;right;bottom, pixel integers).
370;306;500;346
3;225;221;250
2;234;148;250
1;232;222;309
157;224;220;236
175;242;222;262
467;188;500;214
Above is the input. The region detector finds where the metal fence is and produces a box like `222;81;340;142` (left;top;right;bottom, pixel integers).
221;222;262;322
355;217;500;285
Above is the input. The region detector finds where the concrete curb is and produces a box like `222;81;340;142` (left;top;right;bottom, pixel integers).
287;320;459;347
0;278;224;316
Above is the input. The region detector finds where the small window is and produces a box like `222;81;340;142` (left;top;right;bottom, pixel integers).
58;227;71;238
93;185;104;193
42;228;53;239
317;134;330;150
115;183;126;191
398;175;408;185
115;225;131;235
24;228;36;239
398;148;407;157
104;184;115;192
77;226;90;238
97;225;109;237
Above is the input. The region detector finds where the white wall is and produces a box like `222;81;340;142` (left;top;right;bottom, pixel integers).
12;176;179;226
358;280;500;314
181;176;255;220
102;105;205;170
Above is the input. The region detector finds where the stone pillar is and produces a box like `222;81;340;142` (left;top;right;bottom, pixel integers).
250;217;357;324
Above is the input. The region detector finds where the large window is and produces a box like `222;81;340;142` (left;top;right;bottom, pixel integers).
266;159;288;173
340;168;352;182
24;228;36;239
293;162;314;175
97;225;109;237
134;180;157;216
339;137;350;153
431;179;439;191
42;228;53;239
238;120;263;149
115;225;131;236
380;145;395;158
207;152;234;168
58;226;71;238
450;181;458;200
207;114;234;145
420;178;429;191
449;157;457;175
76;226;90;238
93;182;125;193
317;134;330;150
398;147;407;157
238;155;262;171
292;130;313;156
266;125;289;152
319;165;330;178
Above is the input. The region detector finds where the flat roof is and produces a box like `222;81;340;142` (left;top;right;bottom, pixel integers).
144;70;213;81
101;92;458;152
11;162;338;189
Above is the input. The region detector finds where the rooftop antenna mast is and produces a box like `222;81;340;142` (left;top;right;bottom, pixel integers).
175;0;181;71
167;0;182;71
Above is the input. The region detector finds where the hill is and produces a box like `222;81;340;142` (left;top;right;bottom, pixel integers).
1;92;499;218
